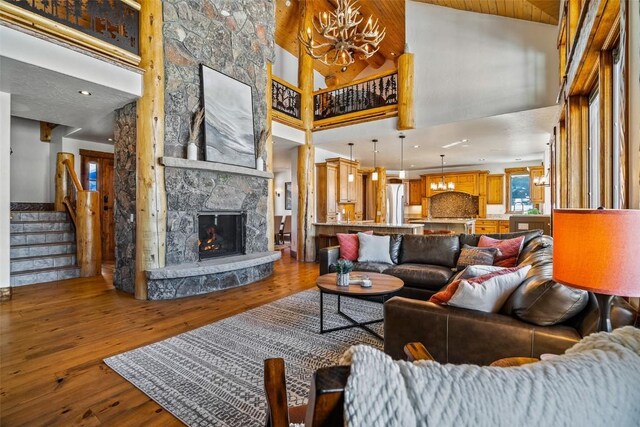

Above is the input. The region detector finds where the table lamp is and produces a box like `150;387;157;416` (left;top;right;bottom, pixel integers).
553;209;640;332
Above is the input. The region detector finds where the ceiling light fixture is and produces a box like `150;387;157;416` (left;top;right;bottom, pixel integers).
78;90;91;96
107;138;113;142
398;134;406;180
371;139;378;181
348;142;355;183
413;145;420;148
298;0;385;67
430;154;455;191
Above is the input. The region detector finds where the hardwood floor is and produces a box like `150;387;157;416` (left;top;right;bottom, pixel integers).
0;250;318;425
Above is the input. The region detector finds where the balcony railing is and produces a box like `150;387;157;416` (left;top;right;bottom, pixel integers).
313;71;398;128
0;0;140;65
272;76;301;120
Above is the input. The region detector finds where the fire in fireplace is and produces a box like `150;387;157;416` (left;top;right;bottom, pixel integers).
198;211;246;260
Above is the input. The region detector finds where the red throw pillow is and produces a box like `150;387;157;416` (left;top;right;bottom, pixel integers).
478;235;525;267
336;231;373;261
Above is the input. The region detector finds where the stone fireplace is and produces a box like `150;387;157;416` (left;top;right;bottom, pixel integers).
198;211;247;260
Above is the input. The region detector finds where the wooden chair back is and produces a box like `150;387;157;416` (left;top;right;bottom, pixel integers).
264;343;433;426
282;215;292;234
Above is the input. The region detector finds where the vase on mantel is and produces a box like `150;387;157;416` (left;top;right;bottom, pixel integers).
187;142;197;160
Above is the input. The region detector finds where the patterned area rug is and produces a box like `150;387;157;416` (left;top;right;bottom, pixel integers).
104;289;383;427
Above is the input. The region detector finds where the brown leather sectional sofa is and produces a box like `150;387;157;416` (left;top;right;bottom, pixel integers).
319;230;638;365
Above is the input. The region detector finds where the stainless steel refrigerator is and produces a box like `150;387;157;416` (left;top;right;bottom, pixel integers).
386;183;405;225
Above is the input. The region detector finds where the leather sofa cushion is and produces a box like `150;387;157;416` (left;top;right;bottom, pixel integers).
399;234;460;267
385;264;453;291
501;235;589;326
328;262;391;274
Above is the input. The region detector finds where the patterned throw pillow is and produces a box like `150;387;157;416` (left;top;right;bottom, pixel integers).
478;235;525;267
429;265;532;312
456;244;500;271
336;231;373;261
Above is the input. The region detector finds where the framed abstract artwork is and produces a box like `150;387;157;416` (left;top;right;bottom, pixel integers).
200;64;256;168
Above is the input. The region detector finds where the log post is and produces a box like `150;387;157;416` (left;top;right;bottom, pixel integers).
135;2;166;299
266;62;275;251
397;53;415;130
76;191;101;277
375;167;387;223
297;0;316;262
54;152;74;212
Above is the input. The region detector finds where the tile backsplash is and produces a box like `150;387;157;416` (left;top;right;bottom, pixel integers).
430;191;479;218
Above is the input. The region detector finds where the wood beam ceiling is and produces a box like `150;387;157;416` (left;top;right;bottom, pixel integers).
275;0;405;86
415;0;560;25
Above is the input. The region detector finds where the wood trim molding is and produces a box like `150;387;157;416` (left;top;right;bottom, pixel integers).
79;149;114;160
0;1;141;66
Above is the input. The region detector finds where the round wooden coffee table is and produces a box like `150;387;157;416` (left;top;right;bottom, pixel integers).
316;272;404;340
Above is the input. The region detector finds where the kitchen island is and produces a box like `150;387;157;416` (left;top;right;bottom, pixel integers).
314;222;424;236
409;218;475;234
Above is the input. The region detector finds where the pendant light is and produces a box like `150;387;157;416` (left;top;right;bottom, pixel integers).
430;154;455;191
348;143;355;183
398;134;406;180
371;139;379;181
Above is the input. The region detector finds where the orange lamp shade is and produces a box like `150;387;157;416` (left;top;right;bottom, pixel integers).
553;209;640;297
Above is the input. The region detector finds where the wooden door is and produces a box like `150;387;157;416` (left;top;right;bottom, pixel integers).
80;150;115;262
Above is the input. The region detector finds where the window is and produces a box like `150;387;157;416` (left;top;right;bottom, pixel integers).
88;162;98;191
509;173;533;212
612;47;621;208
588;87;600;208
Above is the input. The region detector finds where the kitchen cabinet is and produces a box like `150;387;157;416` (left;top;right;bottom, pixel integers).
316;162;338;222
408;179;422;205
487;174;504;204
422;170;489;218
336;158;358;203
355;170;363;220
475;219;498;234
317;158;362;222
529;166;545;204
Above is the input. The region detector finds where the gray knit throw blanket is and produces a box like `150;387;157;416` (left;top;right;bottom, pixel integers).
340;326;640;427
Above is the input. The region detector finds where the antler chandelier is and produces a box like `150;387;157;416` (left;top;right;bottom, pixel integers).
298;0;386;67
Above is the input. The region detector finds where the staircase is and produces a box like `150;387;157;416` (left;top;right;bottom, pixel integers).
10;211;81;286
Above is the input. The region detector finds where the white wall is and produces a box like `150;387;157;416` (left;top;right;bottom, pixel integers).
407;2;558;128
274;170;292;216
1;92;11;286
10;117;52;203
273;44;325;90
62;137;114;173
9;118;114;203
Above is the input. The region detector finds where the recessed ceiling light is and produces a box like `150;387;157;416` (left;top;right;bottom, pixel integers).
462;139;468;143
374;150;379;153
220;10;230;17
108;138;113;142
410;164;415;168
479;158;486;161
515;158;522;161
341;66;348;72
413;145;420;148
78;90;91;96
285;0;291;6
390;52;396;56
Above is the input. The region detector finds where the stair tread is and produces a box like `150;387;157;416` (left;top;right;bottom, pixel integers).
11;265;80;276
10;253;76;261
10;230;72;235
11;220;71;224
11;241;75;248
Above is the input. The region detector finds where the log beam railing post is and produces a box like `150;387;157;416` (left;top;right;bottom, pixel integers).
296;0;316;262
55;152;74;212
267;62;275;251
374;167;387;223
398;53;415;130
135;1;166;299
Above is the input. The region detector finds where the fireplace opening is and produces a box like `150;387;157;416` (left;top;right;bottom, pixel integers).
198;211;246;260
